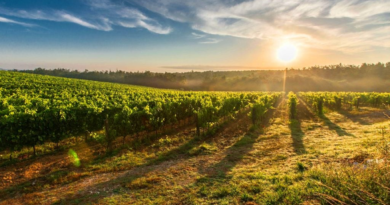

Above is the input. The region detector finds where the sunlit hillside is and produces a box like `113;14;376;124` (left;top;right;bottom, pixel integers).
1;72;390;204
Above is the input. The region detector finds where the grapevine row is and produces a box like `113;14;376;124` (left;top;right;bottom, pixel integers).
299;92;390;115
0;71;281;158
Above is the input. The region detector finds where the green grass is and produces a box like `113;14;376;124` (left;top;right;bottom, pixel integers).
1;106;390;205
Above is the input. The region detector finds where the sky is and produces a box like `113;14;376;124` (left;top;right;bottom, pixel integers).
0;0;389;72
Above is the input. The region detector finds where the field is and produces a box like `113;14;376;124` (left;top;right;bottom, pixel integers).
1;71;390;204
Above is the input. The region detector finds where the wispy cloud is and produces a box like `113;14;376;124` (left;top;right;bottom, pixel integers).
191;32;221;44
0;8;113;31
199;38;221;44
0;0;171;34
137;20;171;34
59;13;112;31
87;0;171;34
0;16;34;27
192;32;205;39
1;0;388;52
134;0;390;52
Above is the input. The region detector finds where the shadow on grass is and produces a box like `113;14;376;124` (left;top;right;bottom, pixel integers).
150;110;252;165
289;119;306;155
193;99;282;183
197;131;257;179
336;109;370;125
0;121;197;203
90;124;196;166
0;169;90;202
2;104;281;204
319;115;355;137
46;111;253;204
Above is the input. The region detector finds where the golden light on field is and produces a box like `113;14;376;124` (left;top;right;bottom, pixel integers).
277;43;298;63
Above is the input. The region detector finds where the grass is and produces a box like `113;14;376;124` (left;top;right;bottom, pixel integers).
297;162;307;172
307;161;390;204
1;103;390;205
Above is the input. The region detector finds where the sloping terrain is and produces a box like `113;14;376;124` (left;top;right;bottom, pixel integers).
1;98;390;204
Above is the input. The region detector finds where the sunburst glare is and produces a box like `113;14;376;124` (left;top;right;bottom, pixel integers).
277;43;298;63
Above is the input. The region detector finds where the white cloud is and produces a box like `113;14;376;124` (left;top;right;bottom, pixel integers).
329;0;390;18
199;38;221;44
0;16;34;27
192;32;205;39
0;0;171;34
191;32;221;44
118;21;137;28
0;0;388;51
134;0;390;52
59;13;112;31
137;20;171;34
0;8;113;31
86;0;171;34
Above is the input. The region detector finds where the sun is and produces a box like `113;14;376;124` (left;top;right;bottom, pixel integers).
277;43;298;63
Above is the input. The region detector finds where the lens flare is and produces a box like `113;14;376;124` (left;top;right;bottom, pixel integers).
68;149;81;167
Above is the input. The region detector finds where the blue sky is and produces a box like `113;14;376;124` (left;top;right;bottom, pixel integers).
0;0;389;72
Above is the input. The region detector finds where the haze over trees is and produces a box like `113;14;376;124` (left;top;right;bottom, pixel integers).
20;62;390;92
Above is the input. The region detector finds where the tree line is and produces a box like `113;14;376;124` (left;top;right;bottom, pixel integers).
17;62;390;92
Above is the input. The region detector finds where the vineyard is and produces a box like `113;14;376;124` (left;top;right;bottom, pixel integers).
299;92;390;114
0;71;280;159
1;71;390;204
